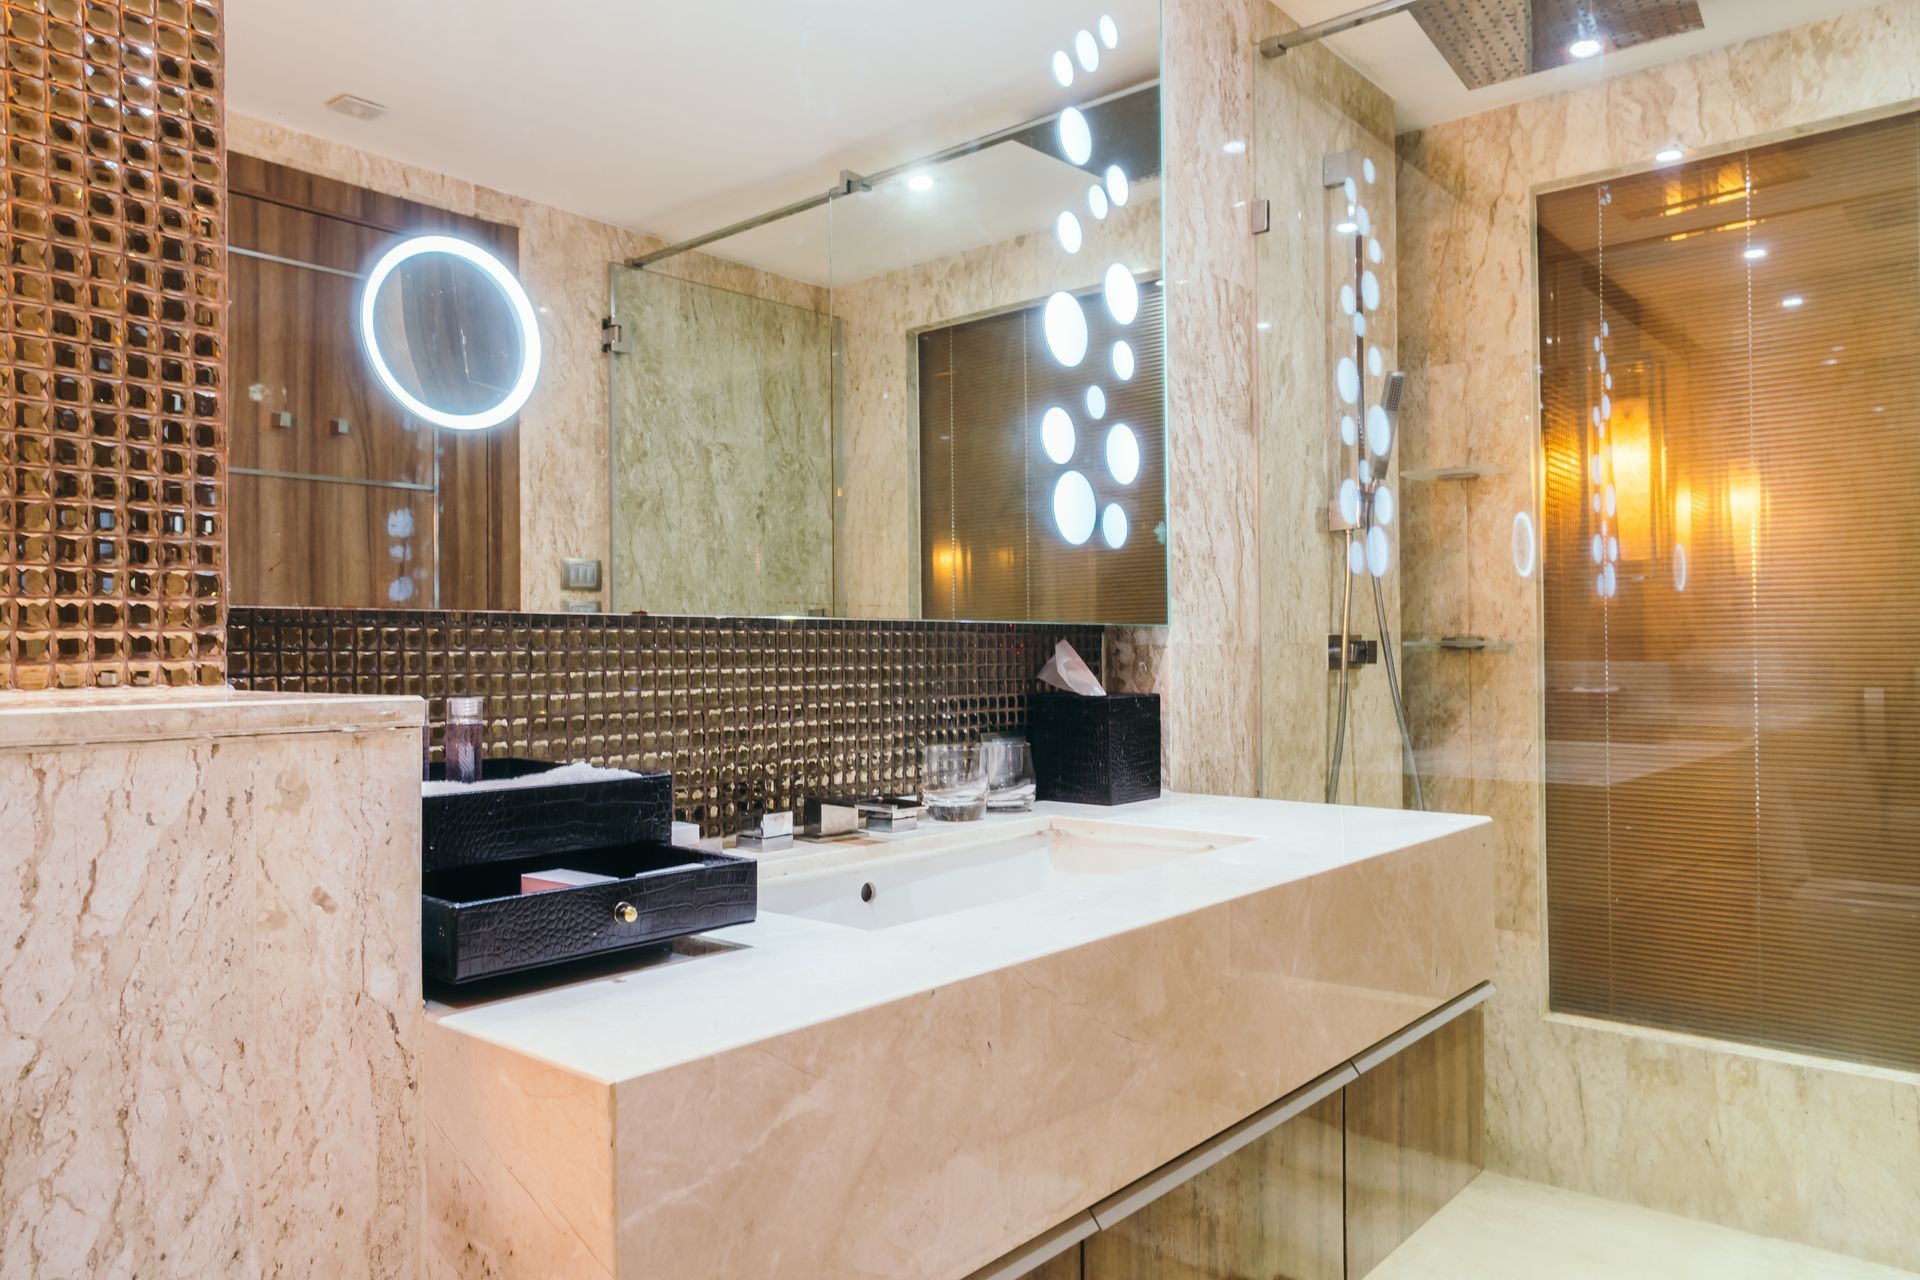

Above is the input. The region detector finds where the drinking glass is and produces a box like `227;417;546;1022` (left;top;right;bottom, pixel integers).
921;742;988;821
983;738;1036;812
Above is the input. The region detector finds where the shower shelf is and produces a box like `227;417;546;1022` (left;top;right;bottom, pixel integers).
1402;635;1515;654
1399;465;1505;482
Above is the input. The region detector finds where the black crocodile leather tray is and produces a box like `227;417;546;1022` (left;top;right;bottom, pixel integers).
1029;692;1161;806
422;758;674;872
422;842;757;984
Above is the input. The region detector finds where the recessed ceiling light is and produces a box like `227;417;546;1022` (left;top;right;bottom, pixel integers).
325;93;386;121
1568;37;1604;59
1654;146;1685;163
906;173;935;192
1744;246;1769;260
1781;295;1805;309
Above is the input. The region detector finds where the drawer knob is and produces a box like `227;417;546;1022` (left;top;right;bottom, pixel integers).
614;901;638;925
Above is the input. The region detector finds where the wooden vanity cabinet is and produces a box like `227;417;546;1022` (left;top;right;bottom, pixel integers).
1006;1005;1484;1280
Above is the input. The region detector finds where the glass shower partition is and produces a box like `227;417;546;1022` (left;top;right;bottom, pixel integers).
605;256;839;618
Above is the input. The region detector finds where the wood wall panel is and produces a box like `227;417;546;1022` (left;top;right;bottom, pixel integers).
1014;1245;1083;1280
1344;1007;1485;1278
226;154;519;610
1080;1093;1345;1280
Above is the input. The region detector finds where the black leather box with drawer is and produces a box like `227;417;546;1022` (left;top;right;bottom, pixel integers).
1029;692;1162;806
421;759;757;984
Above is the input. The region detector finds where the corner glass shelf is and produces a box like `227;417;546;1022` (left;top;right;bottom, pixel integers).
1401;635;1516;654
1398;465;1507;482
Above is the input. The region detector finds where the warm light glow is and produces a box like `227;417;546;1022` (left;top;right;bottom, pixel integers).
1607;397;1654;559
1781;294;1805;309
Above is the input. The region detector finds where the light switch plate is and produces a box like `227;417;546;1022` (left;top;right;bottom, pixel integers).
562;557;603;591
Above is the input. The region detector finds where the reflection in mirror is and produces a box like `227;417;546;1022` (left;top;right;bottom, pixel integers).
227;1;1165;624
361;236;543;431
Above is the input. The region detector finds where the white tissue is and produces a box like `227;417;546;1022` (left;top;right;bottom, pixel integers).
1037;639;1106;697
421;761;645;798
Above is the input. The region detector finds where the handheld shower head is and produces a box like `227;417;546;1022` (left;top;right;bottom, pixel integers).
1383;370;1405;415
1366;370;1406;463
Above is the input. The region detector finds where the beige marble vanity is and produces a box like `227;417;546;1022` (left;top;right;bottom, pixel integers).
424;794;1493;1279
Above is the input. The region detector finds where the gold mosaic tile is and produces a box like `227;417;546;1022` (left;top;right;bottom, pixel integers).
229;607;1102;836
1;0;226;690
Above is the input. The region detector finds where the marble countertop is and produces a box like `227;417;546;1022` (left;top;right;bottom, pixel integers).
428;793;1489;1086
0;685;424;748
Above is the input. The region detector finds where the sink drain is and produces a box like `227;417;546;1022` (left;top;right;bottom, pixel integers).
860;882;876;903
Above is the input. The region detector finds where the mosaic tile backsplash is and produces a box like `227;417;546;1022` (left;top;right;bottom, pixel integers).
2;0;229;690
228;607;1103;835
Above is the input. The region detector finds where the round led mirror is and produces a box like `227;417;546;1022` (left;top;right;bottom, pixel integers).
359;234;543;431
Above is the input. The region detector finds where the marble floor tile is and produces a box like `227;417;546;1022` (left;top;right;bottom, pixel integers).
1372;1173;1920;1280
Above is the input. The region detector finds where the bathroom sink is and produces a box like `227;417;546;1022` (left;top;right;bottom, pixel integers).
758;819;1249;931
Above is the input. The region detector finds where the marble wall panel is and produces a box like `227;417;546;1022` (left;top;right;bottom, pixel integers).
608;272;835;616
0;691;424;1277
1396;0;1920;1265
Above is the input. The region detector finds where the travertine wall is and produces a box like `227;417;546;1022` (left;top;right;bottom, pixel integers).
1104;0;1263;797
0;689;424;1276
1397;1;1920;1266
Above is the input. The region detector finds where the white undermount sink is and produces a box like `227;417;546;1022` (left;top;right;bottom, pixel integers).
758;818;1252;931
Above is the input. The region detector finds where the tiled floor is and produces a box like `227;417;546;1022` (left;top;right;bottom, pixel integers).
1371;1173;1919;1279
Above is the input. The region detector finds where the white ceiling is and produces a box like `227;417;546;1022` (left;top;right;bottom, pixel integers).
1283;0;1890;133
226;0;1160;245
705;144;1159;287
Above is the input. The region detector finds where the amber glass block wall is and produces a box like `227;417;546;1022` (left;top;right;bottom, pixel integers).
1;0;226;690
1539;112;1920;1069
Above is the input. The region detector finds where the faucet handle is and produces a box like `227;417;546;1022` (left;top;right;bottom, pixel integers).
801;795;862;840
736;809;793;853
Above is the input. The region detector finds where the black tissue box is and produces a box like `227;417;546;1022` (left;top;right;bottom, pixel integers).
1029;692;1162;806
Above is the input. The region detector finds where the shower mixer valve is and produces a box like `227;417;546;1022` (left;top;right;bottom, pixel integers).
1328;633;1380;670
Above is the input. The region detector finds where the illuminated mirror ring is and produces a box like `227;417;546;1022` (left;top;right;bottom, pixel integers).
360;234;542;431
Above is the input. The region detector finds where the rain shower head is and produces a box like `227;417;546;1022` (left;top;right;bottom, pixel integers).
1383;370;1406;415
1411;0;1705;89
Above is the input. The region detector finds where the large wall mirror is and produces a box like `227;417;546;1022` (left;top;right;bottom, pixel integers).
225;2;1167;625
